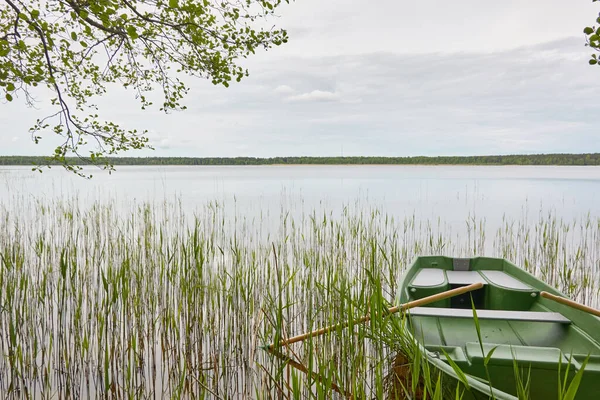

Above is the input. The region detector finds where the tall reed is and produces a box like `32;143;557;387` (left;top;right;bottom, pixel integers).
0;194;598;398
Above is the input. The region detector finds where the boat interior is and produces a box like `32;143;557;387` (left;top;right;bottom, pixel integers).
400;256;600;398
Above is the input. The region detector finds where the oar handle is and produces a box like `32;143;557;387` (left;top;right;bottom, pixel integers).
266;281;484;350
540;291;600;318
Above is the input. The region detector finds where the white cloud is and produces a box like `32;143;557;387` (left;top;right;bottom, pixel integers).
287;90;341;102
4;37;599;157
274;85;295;95
274;0;598;56
157;138;172;149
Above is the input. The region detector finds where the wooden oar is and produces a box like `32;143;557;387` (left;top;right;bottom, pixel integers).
540;291;600;318
265;281;484;351
265;347;354;398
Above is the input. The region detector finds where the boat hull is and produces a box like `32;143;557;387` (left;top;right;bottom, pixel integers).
396;256;600;400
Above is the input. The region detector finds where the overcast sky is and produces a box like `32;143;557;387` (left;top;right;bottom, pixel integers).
2;0;599;157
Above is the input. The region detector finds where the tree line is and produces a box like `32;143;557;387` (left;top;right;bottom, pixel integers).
2;154;600;166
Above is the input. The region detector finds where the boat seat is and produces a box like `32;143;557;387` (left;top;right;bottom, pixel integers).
410;268;446;287
446;270;487;286
480;270;533;290
465;343;569;367
408;307;570;324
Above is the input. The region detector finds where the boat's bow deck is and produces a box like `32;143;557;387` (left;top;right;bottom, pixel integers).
410;268;535;290
408;267;540;311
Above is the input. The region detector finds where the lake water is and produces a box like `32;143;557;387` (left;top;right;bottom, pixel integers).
1;164;600;396
2;165;599;226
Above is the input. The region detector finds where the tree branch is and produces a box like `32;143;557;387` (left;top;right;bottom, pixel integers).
63;0;126;36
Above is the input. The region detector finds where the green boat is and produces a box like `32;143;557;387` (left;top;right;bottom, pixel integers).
396;256;600;399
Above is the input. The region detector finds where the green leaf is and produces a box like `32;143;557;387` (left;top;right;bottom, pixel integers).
590;59;598;65
455;383;465;400
470;296;484;356
433;374;443;400
512;353;531;399
169;0;179;7
584;27;594;35
30;9;40;19
71;31;78;41
5;93;13;101
483;345;499;367
6;83;15;91
126;26;139;40
440;348;471;390
562;356;589;400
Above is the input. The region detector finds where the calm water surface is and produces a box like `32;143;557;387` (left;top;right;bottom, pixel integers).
1;165;599;396
1;165;599;232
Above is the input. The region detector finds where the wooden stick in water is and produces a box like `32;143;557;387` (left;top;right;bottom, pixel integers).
540;291;600;318
266;281;484;351
266;347;354;399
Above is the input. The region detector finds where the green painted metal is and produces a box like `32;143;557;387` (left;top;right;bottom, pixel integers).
396;256;600;400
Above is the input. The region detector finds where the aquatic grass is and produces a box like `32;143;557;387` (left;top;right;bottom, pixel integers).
470;295;496;399
0;192;598;398
556;353;590;400
512;355;531;400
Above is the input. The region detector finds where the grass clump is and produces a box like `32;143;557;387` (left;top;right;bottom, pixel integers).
0;194;598;398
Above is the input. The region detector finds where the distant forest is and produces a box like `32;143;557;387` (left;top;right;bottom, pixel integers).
1;154;600;166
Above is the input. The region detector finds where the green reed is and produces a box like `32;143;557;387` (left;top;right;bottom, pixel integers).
0;194;598;399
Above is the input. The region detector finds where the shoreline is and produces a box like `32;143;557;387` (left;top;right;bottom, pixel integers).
2;164;600;168
2;163;600;167
1;153;600;167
